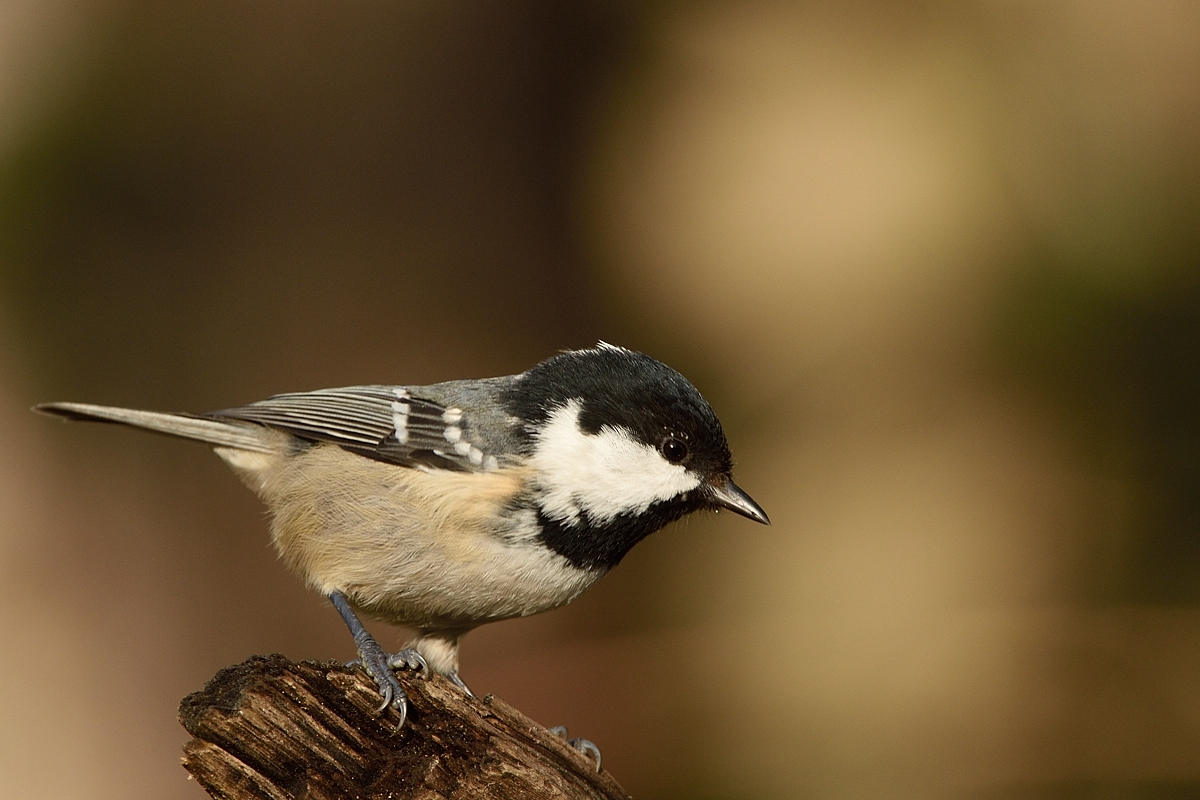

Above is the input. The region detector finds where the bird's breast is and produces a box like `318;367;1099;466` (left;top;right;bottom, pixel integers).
240;443;603;627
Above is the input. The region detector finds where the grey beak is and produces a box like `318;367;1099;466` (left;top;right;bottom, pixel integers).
707;478;770;525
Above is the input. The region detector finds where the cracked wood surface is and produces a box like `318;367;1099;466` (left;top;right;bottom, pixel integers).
179;655;631;800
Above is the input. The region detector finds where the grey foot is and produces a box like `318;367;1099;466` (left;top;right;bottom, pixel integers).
329;591;423;728
549;725;602;772
386;648;430;677
354;634;411;722
447;671;474;697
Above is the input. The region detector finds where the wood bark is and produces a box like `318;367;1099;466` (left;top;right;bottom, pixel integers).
179;655;631;800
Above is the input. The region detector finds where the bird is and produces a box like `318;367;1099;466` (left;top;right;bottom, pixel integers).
35;343;768;728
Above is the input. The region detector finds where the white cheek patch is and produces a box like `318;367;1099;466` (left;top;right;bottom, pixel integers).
531;400;701;524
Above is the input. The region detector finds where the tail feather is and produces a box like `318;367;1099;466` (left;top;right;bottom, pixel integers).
35;402;276;453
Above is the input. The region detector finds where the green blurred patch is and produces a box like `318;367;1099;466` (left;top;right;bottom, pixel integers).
991;257;1200;603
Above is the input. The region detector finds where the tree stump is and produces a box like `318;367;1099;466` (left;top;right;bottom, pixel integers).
179;655;631;800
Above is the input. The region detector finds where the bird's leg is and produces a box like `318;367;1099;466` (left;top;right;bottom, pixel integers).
329;591;426;727
549;726;602;772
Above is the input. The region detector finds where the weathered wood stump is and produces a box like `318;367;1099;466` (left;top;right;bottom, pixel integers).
179;655;631;800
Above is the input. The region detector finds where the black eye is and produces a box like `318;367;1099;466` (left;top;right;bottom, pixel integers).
660;437;688;463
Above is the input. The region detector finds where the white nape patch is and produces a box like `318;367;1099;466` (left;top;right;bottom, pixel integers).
442;407;463;424
531;400;701;524
391;400;410;444
443;425;462;443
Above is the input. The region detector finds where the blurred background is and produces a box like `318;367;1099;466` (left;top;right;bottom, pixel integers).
1;1;1199;798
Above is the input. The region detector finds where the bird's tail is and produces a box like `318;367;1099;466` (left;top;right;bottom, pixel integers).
34;402;276;453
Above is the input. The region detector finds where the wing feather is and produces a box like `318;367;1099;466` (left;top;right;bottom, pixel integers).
208;386;485;472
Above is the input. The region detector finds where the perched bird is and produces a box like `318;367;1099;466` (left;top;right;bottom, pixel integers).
36;343;768;727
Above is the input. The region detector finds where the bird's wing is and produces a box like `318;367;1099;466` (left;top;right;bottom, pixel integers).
207;386;497;473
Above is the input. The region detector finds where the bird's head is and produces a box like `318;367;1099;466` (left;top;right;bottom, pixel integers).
503;343;768;570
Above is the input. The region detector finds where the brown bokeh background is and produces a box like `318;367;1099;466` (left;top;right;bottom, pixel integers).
2;2;1199;798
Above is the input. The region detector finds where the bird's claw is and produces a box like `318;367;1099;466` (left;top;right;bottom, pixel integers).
447;670;474;697
344;646;430;727
328;591;419;729
352;634;411;727
386;648;430;677
550;726;602;772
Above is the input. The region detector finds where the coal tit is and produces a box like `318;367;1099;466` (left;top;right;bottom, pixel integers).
36;343;768;725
